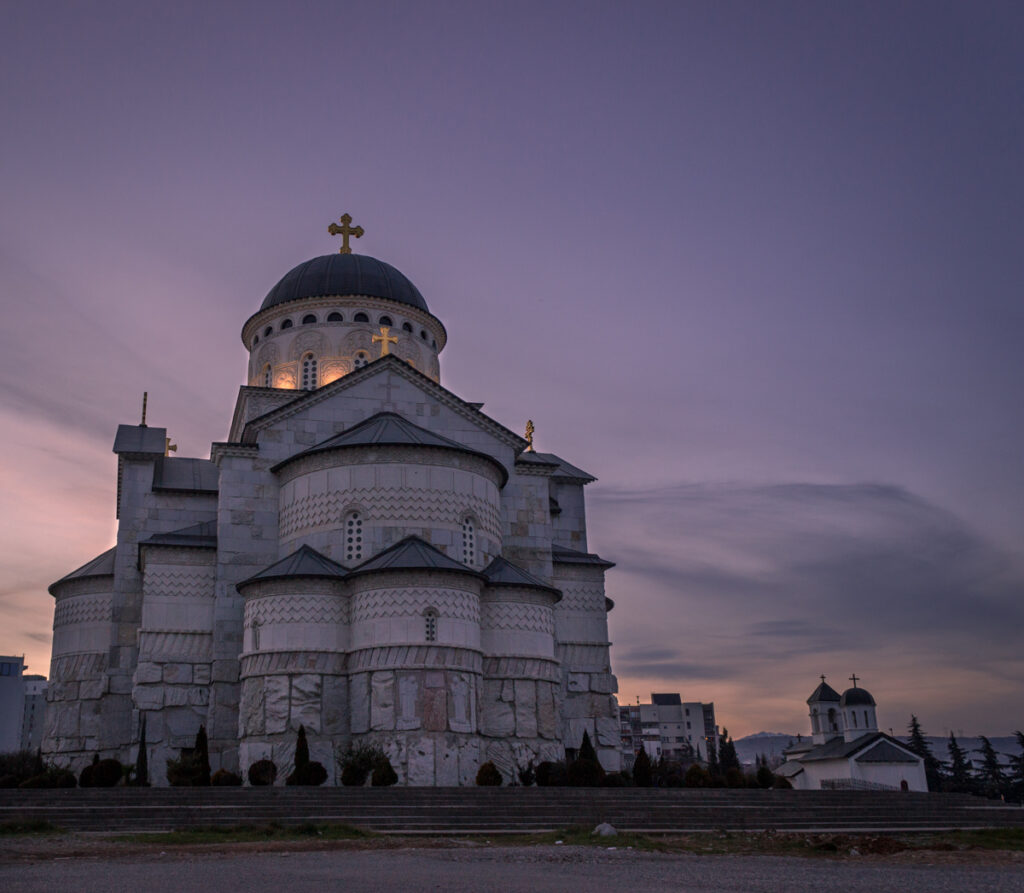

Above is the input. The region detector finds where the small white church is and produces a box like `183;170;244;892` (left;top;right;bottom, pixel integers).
41;216;621;785
777;676;928;792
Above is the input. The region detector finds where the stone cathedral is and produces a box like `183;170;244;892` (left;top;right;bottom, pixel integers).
42;217;620;785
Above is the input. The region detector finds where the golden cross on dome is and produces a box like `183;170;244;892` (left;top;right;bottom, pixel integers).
372;326;398;357
849;673;860;687
525;420;535;452
164;437;177;457
328;213;364;254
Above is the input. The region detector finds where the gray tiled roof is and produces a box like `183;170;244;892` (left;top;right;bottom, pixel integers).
806;681;842;704
855;740;919;763
141;521;217;549
112;425;167;455
351;536;478;576
273;411;508;486
482;557;559;596
531;452;596;483
239;545;348;586
153;457;219;493
551;543;615;569
798;732;919;764
50;546;117;594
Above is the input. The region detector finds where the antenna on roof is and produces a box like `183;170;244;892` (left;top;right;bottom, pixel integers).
141;392;148;427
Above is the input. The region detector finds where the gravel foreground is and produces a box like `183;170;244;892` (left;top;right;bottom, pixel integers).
1;838;1024;893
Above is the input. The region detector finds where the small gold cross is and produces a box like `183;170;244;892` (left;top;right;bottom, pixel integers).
525;420;535;452
372;325;398;356
164;437;177;457
327;213;364;254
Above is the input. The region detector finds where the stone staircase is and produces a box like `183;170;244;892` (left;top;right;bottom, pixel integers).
2;788;1023;834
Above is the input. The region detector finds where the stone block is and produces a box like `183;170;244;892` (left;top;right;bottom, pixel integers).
481;689;514;738
79;678;105;700
536;682;557;739
500;680;514;701
435;740;459;786
406;737;435;786
187;686;209;707
291;674;322;732
164;687;189;707
422;687;447;732
322;675;348;735
448;674;472;733
264;676;289;734
590;673;615;694
458;740;481;786
595;716;619;748
134;685;164;711
396;674;420;730
164;706;205;741
78;700;102;738
240;677;265;736
566;718;593;752
514;679;538;738
370;671;395;731
567;673;589;693
163;663;192;685
424;670;445;689
193;663;212;685
349;674;369;734
134;663;163;685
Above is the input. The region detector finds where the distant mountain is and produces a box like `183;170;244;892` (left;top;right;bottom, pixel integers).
734;732;1023;768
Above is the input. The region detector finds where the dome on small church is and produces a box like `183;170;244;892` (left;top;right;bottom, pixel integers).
839;686;876;707
261;253;429;313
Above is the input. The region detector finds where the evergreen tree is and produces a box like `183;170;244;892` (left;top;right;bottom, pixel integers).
906;715;943;791
706;736;721;783
718;728;740;773
294;725;310;771
135;714;149;786
976;736;1006;798
194;725;211;786
1009;731;1024;799
578;729;599;764
945;732;973;793
633;748;653;787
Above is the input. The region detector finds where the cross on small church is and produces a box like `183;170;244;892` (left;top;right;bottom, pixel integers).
849;673;860;687
327;213;364;254
820;674;827;684
372;326;398;356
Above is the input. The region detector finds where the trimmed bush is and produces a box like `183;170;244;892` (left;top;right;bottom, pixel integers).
475;761;502;786
92;759;123;787
288;761;328;786
535;761;568;787
338;745;391;787
371;758;398;787
211;769;243;786
79;754;100;788
341;763;369;787
517;763;536;787
248;759;278;786
19;768;76;788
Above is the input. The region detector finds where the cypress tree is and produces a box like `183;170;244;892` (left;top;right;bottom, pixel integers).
295;725;310;771
718;728;740;773
633;748;653;787
706;736;721;782
194;725;211;786
135;714;149;786
946;732;973;793
906;715;942;791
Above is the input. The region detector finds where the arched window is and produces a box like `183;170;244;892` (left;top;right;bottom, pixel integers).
420;329;428;340
851;711;858;728
378;315;393;327
344;511;363;562
353;351;369;369
354;312;369;323
262;364;272;387
461;517;476;566
302;313;317;325
252;335;259;346
301;353;318;390
423;608;438;643
827;708;837;731
281;318;293;329
864;710;870;726
264;326;273;337
327;311;343;322
402;322;413;333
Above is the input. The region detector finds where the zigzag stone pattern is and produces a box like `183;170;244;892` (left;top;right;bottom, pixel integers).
279;487;502;543
144;566;216;599
53;594;110;628
481;602;554;635
553;581;606;613
351;587;479;623
246;595;348;626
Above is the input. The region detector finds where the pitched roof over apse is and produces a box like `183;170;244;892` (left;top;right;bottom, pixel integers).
152;457;219;493
140;520;218;549
551;543;616;569
271;410;509;486
797;732;920;764
49;546;117;594
531;452;597;484
238;544;349;587
482;557;561;597
806;681;842;704
350;536;481;577
855;740;920;763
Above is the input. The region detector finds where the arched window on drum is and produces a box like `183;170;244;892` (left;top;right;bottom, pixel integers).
301;353;318;390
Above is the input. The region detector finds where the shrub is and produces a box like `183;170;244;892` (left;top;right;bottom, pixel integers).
535;761;568;787
79;754;100;788
725;767;746;788
772;775;793;790
341;763;369;787
288;762;328;786
247;759;278;786
19;768;76;789
0;776;18;789
166;753;204;787
338;745;391;787
517;763;536;787
475;761;502;786
0;751;40;788
371;758;398;787
211;769;243;786
663;772;685;787
92;759;123;788
632;749;653;787
684;764;709;787
600;772;629;787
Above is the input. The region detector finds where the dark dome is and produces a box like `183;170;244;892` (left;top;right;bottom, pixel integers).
262;254;428;313
839;687;876;707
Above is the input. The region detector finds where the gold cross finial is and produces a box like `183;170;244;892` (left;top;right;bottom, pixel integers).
140;392;148;427
849;673;859;687
525;419;535;452
820;674;827;684
327;213;364;254
164;437;177;457
372;326;398;357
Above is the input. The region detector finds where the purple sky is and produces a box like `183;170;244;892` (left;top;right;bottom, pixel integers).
2;1;1022;738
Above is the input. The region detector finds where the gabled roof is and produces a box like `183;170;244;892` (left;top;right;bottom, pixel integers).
482;557;560;596
239;354;528;452
552;543;615;569
855;740;919;764
271;410;509;487
153;457;219;493
806;681;842;704
531;452;597;484
350;536;481;577
140;520;218;549
798;732;921;764
49;546;117;594
238;544;348;587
